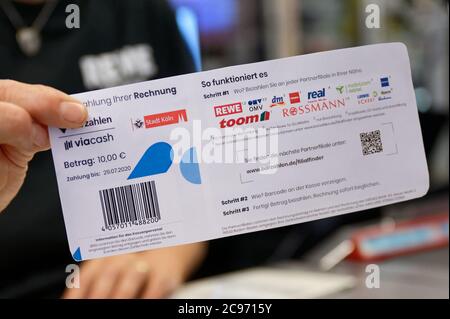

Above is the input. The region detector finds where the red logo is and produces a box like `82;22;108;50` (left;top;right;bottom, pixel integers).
214;102;243;117
144;109;188;128
219;111;270;128
289;92;301;104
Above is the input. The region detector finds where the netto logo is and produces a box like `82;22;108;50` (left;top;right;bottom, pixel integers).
219;111;270;128
64;133;114;150
289;92;301;104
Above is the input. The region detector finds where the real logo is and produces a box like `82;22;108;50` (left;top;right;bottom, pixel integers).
307;88;326;100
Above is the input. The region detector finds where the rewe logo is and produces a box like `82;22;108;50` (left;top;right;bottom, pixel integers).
219;111;270;128
307;88;326;100
214;103;243;117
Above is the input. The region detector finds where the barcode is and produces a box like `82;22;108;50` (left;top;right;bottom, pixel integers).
99;181;161;229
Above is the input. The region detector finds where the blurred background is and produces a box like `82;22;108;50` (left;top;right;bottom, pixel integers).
168;0;449;298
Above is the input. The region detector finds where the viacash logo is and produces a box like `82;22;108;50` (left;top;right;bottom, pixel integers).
269;95;285;107
307;88;326;100
380;77;390;87
289;92;301;104
336;85;345;94
247;98;264;112
143;109;188;129
219;111;270;128
214;103;243;117
64;133;114;151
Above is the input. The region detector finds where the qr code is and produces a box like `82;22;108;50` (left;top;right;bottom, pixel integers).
360;130;383;155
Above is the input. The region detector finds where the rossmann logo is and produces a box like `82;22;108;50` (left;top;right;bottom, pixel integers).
219;111;270;128
64;133;115;150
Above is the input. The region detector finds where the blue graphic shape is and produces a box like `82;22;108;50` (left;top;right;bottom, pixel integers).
180;147;202;184
128;142;173;179
72;247;82;261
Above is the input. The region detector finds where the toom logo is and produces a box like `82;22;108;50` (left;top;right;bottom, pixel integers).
307;88;326;100
289;92;301;104
214;102;243;117
144;109;188;129
219;111;270;128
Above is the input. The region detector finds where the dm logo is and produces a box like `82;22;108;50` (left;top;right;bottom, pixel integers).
128;142;201;185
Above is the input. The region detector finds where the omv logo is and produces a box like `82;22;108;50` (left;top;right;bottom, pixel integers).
128;142;201;184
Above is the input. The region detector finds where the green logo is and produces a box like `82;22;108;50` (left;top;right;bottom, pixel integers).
336;85;344;94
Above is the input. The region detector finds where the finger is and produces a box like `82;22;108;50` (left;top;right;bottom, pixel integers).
63;261;103;299
86;261;123;299
141;274;179;299
0;101;48;150
0;80;87;128
110;266;147;299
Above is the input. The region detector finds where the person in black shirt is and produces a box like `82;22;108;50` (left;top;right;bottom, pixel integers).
0;0;206;298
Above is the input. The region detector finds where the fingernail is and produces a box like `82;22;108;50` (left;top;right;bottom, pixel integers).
60;102;87;124
32;123;49;148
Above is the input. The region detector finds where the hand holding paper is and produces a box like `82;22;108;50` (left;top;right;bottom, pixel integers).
0;80;87;213
49;43;429;261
